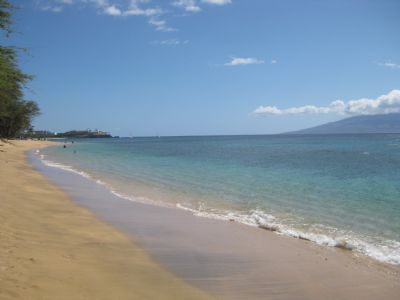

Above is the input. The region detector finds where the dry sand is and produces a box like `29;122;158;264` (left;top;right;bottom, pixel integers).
0;140;212;300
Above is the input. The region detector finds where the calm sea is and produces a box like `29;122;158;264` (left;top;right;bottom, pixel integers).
39;134;400;264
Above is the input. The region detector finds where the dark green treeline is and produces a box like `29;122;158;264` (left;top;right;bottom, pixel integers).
0;0;40;138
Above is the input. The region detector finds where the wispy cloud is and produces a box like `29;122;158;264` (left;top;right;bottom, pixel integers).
172;0;201;12
39;0;160;15
39;0;231;31
123;0;163;17
39;0;170;31
172;0;231;12
148;17;176;32
202;0;231;5
377;62;400;69
254;90;400;116
122;7;162;17
41;5;64;12
224;57;264;66
151;39;189;46
100;1;164;17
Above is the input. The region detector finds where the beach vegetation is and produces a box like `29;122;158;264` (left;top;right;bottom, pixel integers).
0;0;40;138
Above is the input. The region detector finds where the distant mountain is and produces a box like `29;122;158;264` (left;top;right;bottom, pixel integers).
288;113;400;134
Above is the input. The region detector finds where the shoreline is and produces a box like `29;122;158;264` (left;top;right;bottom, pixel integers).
38;143;400;266
0;140;212;299
30;142;400;299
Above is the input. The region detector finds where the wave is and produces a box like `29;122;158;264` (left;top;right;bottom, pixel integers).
40;158;93;180
35;150;171;208
175;204;400;265
109;189;173;207
35;150;400;266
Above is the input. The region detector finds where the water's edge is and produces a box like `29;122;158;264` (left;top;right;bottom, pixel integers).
30;147;400;266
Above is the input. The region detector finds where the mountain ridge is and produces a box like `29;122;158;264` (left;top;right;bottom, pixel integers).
287;113;400;134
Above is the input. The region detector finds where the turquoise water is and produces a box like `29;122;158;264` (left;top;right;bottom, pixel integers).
39;135;400;264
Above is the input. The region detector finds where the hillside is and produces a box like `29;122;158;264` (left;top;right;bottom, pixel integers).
289;113;400;134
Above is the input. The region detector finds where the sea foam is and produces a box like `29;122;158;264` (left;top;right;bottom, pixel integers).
176;203;400;265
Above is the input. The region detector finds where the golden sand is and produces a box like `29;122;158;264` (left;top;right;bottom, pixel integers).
0;140;212;300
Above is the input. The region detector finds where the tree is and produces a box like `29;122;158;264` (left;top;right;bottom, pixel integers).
0;0;40;138
0;0;13;35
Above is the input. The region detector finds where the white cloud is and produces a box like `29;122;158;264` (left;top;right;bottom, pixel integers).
87;0;109;7
148;17;176;32
254;101;345;115
41;5;64;12
59;0;74;4
39;0;230;31
40;0;168;30
224;57;264;66
124;0;163;16
40;0;162;16
172;0;231;12
254;90;400;116
123;7;162;16
151;39;188;46
130;0;150;4
104;5;122;16
271;59;277;64
378;62;400;69
172;0;201;12
202;0;231;5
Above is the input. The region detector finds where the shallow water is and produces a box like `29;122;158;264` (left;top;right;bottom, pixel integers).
39;134;400;264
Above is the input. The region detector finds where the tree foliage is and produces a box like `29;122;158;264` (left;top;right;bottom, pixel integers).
0;0;40;138
0;0;13;35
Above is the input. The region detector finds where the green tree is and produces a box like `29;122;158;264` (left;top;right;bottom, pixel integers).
0;0;40;138
0;0;13;35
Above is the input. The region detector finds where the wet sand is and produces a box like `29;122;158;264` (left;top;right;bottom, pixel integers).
31;144;400;300
0;140;211;300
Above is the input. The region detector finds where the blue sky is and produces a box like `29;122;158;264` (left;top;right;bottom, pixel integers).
6;0;400;136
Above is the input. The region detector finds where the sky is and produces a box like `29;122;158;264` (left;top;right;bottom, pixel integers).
5;0;400;136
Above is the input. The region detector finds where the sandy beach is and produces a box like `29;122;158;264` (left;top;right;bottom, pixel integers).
0;140;211;300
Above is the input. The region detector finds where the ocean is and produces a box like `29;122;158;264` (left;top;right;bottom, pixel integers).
38;134;400;265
